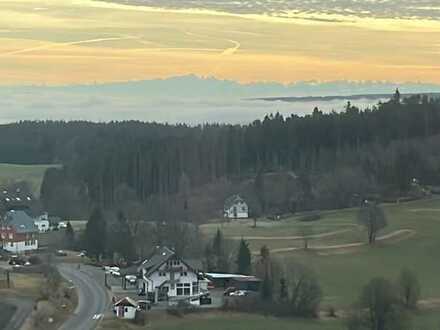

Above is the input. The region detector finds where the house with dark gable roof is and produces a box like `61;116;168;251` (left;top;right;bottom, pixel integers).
138;246;200;303
0;210;38;253
224;195;248;219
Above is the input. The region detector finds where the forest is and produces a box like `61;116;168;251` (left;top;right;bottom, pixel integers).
2;91;440;221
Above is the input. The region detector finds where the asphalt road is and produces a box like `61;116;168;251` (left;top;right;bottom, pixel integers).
2;297;33;330
58;264;110;330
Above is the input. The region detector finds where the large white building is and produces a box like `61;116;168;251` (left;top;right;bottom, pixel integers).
224;195;249;219
138;246;200;303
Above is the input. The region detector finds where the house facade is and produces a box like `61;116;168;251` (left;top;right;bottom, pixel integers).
34;212;50;233
138;246;200;303
224;195;248;219
0;210;38;253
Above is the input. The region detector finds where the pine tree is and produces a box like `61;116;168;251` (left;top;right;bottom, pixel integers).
279;278;288;302
112;211;135;261
212;228;223;256
261;273;273;301
65;221;75;249
236;238;251;275
84;207;106;260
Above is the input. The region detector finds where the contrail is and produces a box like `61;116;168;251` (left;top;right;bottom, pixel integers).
221;39;241;55
0;36;139;57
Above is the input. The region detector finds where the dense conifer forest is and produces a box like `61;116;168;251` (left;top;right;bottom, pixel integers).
2;92;440;219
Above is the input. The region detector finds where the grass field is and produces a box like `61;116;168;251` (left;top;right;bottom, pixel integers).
100;309;440;330
0;163;59;197
201;197;440;310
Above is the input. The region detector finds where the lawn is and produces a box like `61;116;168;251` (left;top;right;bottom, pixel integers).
0;163;59;197
201;197;440;309
100;312;344;330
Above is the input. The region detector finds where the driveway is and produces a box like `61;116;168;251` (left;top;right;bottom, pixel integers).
57;264;111;330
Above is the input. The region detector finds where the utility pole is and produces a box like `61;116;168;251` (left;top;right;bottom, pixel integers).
6;270;10;288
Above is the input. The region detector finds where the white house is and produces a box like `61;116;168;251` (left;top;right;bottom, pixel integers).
34;212;50;233
138;246;200;303
0;210;38;253
113;297;138;319
224;195;248;219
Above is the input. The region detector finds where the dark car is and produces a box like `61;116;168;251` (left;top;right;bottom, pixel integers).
55;250;68;257
200;293;212;305
138;300;152;311
8;256;25;265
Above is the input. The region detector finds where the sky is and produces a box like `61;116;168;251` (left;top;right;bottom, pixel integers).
1;0;440;123
2;0;440;86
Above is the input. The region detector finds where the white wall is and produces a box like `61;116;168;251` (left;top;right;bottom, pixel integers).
34;220;50;233
143;260;199;297
225;201;248;219
115;306;136;319
3;240;38;253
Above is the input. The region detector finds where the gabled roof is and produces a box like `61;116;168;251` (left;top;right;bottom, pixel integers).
114;297;138;307
138;246;175;275
4;210;38;234
138;246;199;276
224;195;246;209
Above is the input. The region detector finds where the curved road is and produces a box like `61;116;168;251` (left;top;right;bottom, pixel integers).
3;297;33;330
58;264;110;330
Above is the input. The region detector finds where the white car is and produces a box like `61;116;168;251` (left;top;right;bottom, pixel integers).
125;275;137;284
229;290;248;297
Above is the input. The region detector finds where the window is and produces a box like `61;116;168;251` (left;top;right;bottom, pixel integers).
180;272;187;277
8;233;13;239
176;283;183;296
183;283;191;295
124;307;128;312
192;282;199;295
159;272;166;277
10;242;13;247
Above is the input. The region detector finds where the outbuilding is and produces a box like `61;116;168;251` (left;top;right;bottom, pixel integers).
113;297;138;320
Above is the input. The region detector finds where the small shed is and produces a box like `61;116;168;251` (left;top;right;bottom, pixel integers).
114;297;138;320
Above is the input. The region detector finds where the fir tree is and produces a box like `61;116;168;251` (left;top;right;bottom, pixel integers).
84;207;106;260
236;238;251;275
65;221;75;249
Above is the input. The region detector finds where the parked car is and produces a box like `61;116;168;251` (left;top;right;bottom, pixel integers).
77;250;87;257
8;256;25;265
199;293;212;305
125;275;137;284
223;287;237;296
137;300;151;311
229;290;249;297
55;250;67;257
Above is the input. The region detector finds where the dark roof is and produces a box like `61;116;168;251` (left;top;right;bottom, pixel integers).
232;276;262;283
224;195;246;209
4;210;38;234
138;246;175;275
114;297;138;307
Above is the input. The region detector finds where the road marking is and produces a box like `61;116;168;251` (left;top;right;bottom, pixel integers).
92;314;103;320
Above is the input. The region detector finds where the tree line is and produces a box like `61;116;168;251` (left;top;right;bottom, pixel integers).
0;92;438;218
